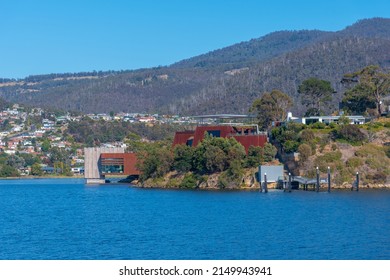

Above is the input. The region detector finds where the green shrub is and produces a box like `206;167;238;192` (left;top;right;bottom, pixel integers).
167;178;180;188
298;143;312;164
0;164;20;177
322;151;342;162
263;143;277;162
173;144;194;172
300;129;315;142
283;140;299;153
314;151;343;173
310;122;326;129
355;144;385;158
337;124;367;145
346;157;363;169
181;173;198;188
245;146;263;167
366;171;387;183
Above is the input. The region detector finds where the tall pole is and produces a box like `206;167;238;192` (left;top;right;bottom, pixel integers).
327;166;331;192
288;172;292;192
356;172;359;191
259;166;262;192
263;173;268;193
316;167;320;192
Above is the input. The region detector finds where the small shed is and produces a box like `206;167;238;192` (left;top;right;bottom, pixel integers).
258;165;284;183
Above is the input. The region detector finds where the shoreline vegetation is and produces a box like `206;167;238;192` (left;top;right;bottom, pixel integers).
132;174;390;190
1;174;389;190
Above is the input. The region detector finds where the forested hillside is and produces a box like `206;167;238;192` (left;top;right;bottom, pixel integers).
0;18;389;115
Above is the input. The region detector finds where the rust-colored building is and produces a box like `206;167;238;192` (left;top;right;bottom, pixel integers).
173;125;267;153
84;147;140;183
100;153;140;175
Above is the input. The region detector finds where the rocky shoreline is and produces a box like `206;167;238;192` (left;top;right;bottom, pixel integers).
132;171;390;190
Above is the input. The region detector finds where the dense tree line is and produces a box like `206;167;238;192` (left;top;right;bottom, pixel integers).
66;118;182;145
137;134;277;187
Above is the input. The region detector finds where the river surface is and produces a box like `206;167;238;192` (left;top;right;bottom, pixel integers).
0;179;389;260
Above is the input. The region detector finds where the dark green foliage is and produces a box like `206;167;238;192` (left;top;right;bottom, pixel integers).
250;90;293;130
283;140;300;153
137;141;174;182
173;144;194;172
192;135;246;174
181;173;198;188
0;165;19;177
310;122;326;129
245;146;263;167
298;78;334;116
225;159;244;179
18;153;41;167
31;163;43;176
336;124;367;144
263;143;277;162
6;155;25;169
341;83;376;115
272;123;305;153
41;138;51;152
342;65;390;116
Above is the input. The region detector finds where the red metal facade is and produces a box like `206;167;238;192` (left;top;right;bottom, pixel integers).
100;152;140;175
173;125;267;153
173;131;195;146
232;135;267;153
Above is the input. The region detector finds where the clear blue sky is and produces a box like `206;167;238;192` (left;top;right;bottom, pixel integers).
1;0;389;78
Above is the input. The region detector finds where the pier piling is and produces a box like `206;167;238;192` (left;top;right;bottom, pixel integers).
288;173;292;192
263;173;268;193
356;172;359;191
327;166;331;192
316;167;320;192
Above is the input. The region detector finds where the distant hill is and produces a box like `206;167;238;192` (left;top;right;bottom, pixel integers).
172;30;332;69
1;17;390;115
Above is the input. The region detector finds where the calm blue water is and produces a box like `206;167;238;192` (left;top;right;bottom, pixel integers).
0;179;389;260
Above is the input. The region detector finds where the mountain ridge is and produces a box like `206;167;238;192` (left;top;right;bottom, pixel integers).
1;17;389;115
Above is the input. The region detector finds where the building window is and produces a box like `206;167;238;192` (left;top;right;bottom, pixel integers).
100;157;124;174
207;130;221;137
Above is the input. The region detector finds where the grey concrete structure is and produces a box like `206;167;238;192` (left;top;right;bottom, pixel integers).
84;147;125;184
258;165;284;183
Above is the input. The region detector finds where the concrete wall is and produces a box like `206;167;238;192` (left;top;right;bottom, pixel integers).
84;147;125;180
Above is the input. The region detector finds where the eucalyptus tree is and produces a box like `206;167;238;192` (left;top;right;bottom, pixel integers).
298;78;334;116
250;89;293;130
342;65;390;116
